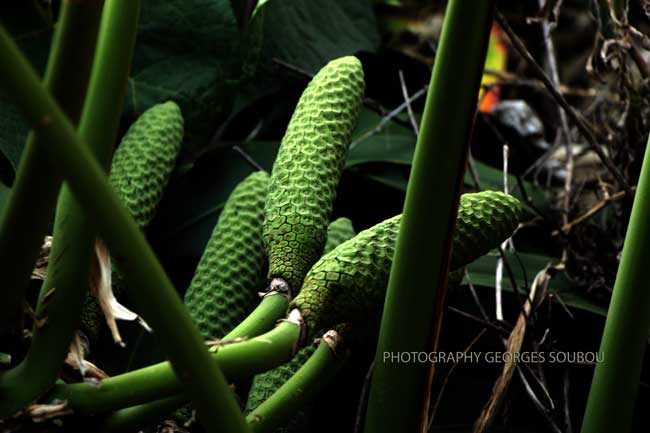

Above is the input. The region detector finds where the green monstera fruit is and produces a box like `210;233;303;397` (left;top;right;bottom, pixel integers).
263;56;364;295
291;191;522;339
184;171;270;339
109;101;184;228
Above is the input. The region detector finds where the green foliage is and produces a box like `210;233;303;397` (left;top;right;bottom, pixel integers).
0;0;381;174
0;3;53;182
252;0;379;75
263;56;364;293
323;217;356;255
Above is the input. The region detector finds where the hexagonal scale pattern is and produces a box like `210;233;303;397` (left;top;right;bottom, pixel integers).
109;101;184;229
264;56;364;294
290;191;522;339
184;171;270;339
81;102;183;340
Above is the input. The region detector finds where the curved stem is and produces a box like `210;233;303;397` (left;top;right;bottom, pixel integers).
48;321;300;415
95;395;186;433
246;331;349;433
0;24;250;433
0;0;103;349
364;1;496;432
0;0;140;416
226;293;290;339
85;292;292;428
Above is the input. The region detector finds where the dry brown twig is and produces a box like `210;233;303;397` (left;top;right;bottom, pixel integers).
532;0;574;263
495;11;633;197
398;69;419;135
472;266;551;433
552;185;635;235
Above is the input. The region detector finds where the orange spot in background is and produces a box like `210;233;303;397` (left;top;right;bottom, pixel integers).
479;23;507;113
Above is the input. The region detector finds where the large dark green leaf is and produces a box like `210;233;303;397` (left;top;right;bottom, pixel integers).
348;108;549;211
466;251;607;316
0;3;53;181
255;0;380;75
125;0;242;153
148;141;280;260
0;182;10;216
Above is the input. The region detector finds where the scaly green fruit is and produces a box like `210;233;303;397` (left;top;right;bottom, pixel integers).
263;56;364;294
290;191;522;339
184;171;270;339
243;217;355;427
109;101;184;229
323;217;355;255
80;102;184;341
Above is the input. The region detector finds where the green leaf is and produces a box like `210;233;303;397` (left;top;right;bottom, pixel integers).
0;182;10;216
348;108;548;211
0;4;53;180
149;141;279;259
125;0;242;153
255;0;380;75
466;251;607;316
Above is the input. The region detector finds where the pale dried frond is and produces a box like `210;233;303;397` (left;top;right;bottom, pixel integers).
90;239;152;346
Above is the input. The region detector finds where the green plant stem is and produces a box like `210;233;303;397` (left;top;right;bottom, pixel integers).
85;293;291;428
0;0;139;416
363;1;496;432
0;25;250;433
226;293;290;339
49;321;300;415
246;334;348;433
0;0;103;348
580;134;650;433
95;395;186;433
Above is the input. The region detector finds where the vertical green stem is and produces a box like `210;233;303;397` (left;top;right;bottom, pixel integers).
0;0;140;415
0;0;103;348
0;25;251;432
580;134;650;433
363;1;495;432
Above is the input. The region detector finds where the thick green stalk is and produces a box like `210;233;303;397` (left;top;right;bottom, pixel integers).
0;0;139;415
0;26;250;433
580;134;650;433
363;1;496;432
226;294;290;339
96;395;186;433
49;321;300;414
0;0;103;347
84;293;292;428
246;332;348;433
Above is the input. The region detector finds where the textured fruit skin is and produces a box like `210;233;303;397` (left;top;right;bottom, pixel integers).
244;217;355;420
263;56;364;293
323;217;355;255
290;191;522;338
184;171;270;339
109;101;184;229
81;102;183;340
